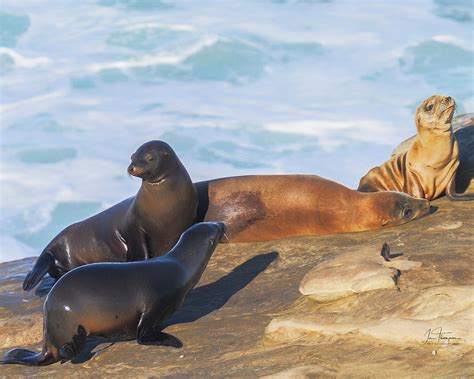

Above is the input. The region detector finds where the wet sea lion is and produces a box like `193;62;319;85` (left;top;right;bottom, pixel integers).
358;95;472;201
23;141;198;291
2;222;225;366
195;175;430;243
391;113;474;201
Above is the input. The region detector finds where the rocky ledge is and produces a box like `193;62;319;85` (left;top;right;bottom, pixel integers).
0;197;473;377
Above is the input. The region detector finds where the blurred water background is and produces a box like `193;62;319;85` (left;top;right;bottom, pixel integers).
0;0;472;262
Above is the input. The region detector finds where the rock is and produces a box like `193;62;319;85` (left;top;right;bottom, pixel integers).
267;285;473;345
0;197;473;377
263;364;335;378
299;243;422;301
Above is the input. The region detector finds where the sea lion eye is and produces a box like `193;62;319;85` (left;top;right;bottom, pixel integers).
426;104;434;112
403;208;413;218
146;155;154;162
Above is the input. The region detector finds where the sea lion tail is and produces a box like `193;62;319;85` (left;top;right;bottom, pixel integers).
1;348;55;366
59;325;87;363
23;250;55;291
446;178;474;202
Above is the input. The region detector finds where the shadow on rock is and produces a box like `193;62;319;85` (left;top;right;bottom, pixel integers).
71;337;115;364
165;251;278;327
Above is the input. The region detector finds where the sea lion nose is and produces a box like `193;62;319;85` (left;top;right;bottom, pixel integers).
127;164;136;175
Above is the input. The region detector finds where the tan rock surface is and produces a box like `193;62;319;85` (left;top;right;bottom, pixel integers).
299;244;422;301
0;197;473;377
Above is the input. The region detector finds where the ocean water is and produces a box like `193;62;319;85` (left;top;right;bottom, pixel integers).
0;0;472;262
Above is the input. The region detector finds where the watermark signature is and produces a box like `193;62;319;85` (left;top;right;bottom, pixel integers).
423;327;462;345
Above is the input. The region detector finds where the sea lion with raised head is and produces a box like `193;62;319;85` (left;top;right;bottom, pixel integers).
195;175;430;243
391;113;474;201
2;222;225;366
23;141;198;291
358;95;472;200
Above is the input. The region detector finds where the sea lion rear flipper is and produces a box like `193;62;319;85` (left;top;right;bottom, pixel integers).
58;325;87;363
23;251;56;291
446;177;474;202
1;349;54;366
137;330;183;348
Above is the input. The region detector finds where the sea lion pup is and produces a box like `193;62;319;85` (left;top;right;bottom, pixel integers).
23;140;198;291
195;175;430;243
358;95;463;200
392;113;474;201
2;222;225;366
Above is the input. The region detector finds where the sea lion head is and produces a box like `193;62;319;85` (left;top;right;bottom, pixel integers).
178;222;226;252
416;95;456;132
165;222;225;287
128;140;178;183
373;191;431;228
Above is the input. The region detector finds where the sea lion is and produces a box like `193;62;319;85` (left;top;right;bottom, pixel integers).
195;175;430;243
358;95;470;201
1;222;225;366
23;140;198;291
391;113;474;201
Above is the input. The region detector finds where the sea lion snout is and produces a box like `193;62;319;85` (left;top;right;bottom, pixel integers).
127;163;144;177
413;198;431;218
441;96;456;122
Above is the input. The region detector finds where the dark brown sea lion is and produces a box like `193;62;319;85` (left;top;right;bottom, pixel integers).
358;96;473;201
23;141;198;291
1;222;225;366
391;113;474;201
195;175;430;243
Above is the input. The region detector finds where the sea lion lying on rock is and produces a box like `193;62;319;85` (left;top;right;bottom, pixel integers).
358;95;473;201
195;175;430;243
23;141;198;291
1;222;225;366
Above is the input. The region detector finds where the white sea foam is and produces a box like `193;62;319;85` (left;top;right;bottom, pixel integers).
0;48;52;68
265;120;398;150
122;22;195;32
0;90;66;120
88;35;220;71
432;35;473;50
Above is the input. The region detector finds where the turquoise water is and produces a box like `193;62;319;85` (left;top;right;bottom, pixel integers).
0;0;472;262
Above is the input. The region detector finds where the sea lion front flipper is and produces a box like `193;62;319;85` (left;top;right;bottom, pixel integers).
125;228;150;261
445;176;474;202
136;311;182;348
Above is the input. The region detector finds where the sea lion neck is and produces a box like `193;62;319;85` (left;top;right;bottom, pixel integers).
141;157;186;188
142;176;167;188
